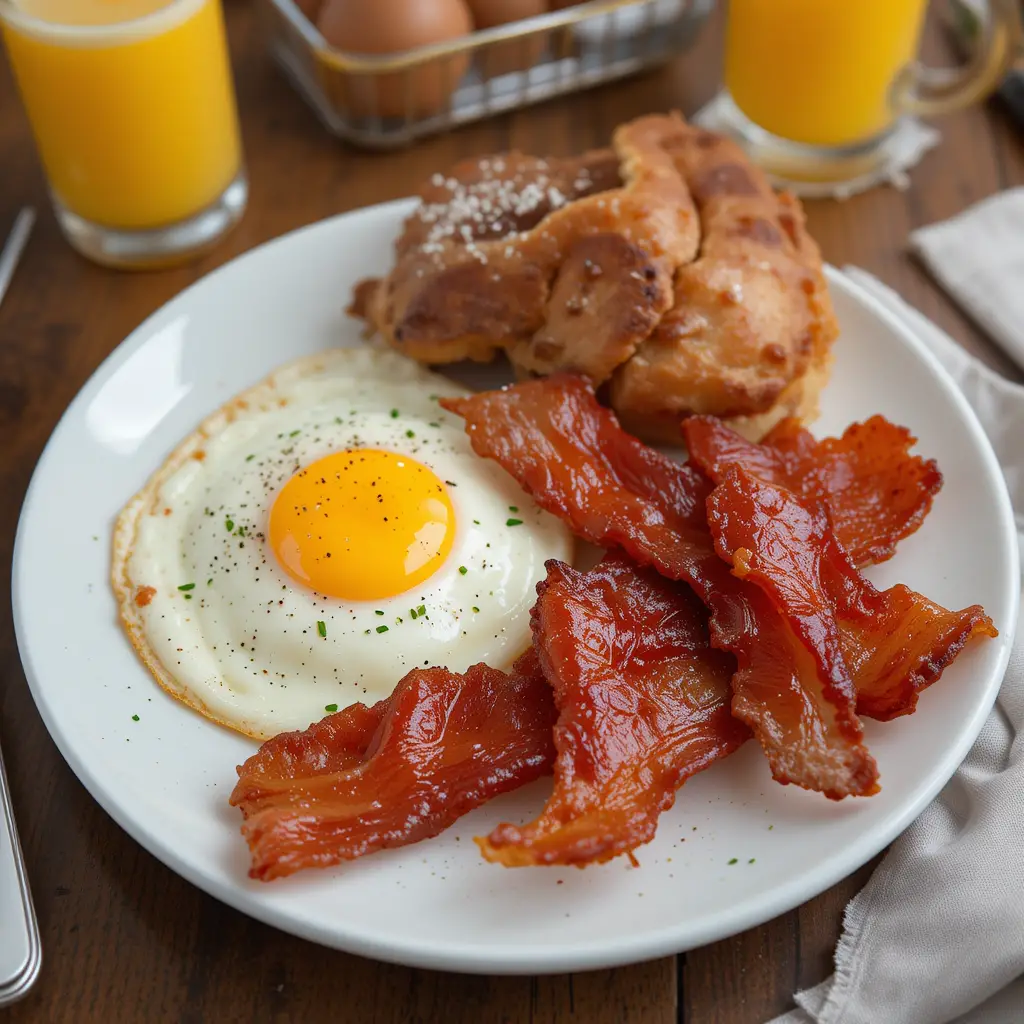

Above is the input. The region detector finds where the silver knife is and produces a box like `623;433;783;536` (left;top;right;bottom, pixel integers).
0;208;42;1007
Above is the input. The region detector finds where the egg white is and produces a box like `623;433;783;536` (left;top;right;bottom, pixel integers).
113;347;572;739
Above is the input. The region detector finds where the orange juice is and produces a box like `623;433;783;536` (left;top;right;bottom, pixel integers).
725;0;929;147
1;0;242;229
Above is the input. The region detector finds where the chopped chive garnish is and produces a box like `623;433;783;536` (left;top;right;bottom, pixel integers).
409;608;418;619
458;566;468;575
472;519;480;525
417;604;426;616
472;606;480;613
317;620;327;638
225;518;234;532
727;858;738;865
445;480;457;487
131;714;139;722
406;430;415;438
376;625;389;634
335;417;343;424
245;454;255;462
506;518;523;527
428;394;439;401
183;594;193;600
390;408;399;418
289;429;300;437
429;422;440;428
375;609;384;616
178;583;196;591
324;703;338;713
748;858;756;864
508;506;518;513
207;579;213;586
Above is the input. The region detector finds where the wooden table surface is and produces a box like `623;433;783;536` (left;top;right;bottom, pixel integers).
1;5;1022;1022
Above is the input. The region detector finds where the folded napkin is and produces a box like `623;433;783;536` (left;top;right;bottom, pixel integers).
769;267;1024;1024
911;187;1024;372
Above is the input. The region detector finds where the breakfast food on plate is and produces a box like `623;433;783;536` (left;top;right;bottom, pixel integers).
443;377;995;799
352;113;699;378
351;112;837;442
705;467;996;724
231;649;557;881
225;373;995;880
683;414;943;568
316;0;473;119
479;554;747;868
104;111;994;877
609;129;836;442
112;347;572;739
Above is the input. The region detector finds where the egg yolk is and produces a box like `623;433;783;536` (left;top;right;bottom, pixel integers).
268;448;456;602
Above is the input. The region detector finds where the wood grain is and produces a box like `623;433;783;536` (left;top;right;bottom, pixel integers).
0;3;1020;1022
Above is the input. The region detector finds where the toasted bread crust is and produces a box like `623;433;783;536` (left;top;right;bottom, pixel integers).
351;114;837;442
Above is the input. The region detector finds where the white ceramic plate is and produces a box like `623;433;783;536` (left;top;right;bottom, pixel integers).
13;200;1019;974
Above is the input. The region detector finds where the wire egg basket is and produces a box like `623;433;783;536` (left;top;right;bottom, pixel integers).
259;0;714;148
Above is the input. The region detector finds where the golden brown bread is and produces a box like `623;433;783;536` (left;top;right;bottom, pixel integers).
355;114;700;378
610;126;837;442
351;113;838;443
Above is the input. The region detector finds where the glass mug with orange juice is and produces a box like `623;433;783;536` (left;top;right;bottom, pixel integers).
717;0;1023;188
1;0;246;267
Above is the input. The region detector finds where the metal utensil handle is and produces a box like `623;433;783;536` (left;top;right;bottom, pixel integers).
0;208;35;312
0;739;41;1006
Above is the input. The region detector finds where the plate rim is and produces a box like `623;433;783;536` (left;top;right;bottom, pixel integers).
11;201;1020;974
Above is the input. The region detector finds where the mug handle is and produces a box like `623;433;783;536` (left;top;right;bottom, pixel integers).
891;0;1022;117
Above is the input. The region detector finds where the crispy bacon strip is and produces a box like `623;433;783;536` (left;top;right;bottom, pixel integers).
708;468;998;723
442;375;714;577
683;414;942;567
442;377;879;798
231;650;557;880
706;570;878;797
479;554;747;867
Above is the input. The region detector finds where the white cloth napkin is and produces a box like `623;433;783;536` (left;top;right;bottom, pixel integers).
768;267;1024;1024
911;188;1024;372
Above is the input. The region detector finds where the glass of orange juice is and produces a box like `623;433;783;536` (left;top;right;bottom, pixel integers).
714;0;1022;189
1;0;246;268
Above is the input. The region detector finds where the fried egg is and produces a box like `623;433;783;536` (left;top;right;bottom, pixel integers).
113;348;572;739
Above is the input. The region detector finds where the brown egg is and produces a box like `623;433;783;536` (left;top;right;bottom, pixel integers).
468;0;546;25
467;0;546;76
316;0;473;119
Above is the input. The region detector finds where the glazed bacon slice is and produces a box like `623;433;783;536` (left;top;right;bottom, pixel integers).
230;650;557;881
442;376;880;799
441;374;714;578
707;468;999;722
479;554;747;867
683;414;942;567
705;568;878;797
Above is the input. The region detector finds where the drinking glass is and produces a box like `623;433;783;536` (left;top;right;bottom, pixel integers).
713;0;1023;187
0;0;247;268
